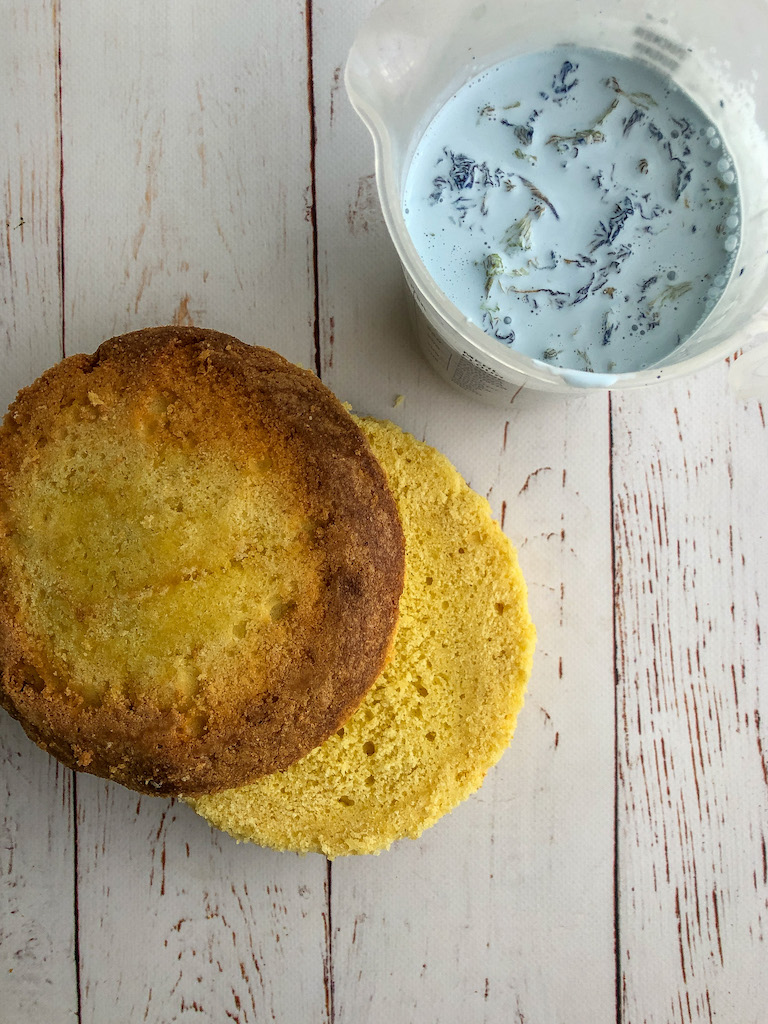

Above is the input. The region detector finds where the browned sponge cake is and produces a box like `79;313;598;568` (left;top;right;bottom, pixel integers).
0;328;405;795
188;417;536;857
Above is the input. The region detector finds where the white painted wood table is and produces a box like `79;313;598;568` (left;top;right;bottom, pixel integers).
2;2;766;1022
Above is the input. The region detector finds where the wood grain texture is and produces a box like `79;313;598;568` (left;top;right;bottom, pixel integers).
58;0;318;363
323;394;619;1023
2;0;768;1021
0;0;64;411
75;778;330;1024
613;368;768;1024
1;717;77;1023
0;4;76;1021
7;1;330;1021
312;3;617;1020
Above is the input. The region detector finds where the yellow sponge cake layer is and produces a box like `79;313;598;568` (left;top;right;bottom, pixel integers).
0;329;405;795
189;417;536;856
6;406;323;708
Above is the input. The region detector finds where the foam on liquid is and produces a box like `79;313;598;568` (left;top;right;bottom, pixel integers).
403;47;741;374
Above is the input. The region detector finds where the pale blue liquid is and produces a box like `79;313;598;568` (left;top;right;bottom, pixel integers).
403;47;741;374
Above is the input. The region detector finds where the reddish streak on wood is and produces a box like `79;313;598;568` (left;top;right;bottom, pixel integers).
682;690;702;809
507;383;524;406
711;888;724;966
323;861;334;1023
329;65;342;127
659;735;670;798
518;466;551;494
675;888;687;984
304;0;321;378
755;709;768;787
173;293;194;326
54;0;66;355
500;500;506;529
662;815;671;886
327;314;334;369
155;809;167;842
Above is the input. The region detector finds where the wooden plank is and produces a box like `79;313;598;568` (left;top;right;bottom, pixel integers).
0;0;64;409
613;367;768;1024
324;396;618;1023
1;718;77;1022
75;777;331;1023
5;0;766;1019
311;4;617;1019
58;0;319;362
0;4;78;1021
56;2;330;1020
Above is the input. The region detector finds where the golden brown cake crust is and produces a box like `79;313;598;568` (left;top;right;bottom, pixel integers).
0;326;405;795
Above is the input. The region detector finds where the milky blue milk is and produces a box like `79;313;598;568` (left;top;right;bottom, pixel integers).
403;47;741;374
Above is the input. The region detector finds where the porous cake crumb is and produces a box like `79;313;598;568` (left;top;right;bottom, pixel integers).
189;417;536;856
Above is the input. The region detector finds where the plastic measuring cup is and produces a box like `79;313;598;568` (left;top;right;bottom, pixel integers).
345;0;768;400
